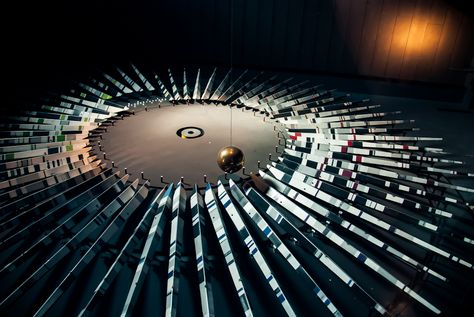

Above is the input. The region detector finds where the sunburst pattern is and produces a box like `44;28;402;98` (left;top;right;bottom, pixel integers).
0;66;473;317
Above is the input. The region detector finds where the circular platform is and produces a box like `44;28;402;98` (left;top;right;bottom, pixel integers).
100;103;279;185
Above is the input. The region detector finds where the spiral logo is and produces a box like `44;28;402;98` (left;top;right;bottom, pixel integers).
176;126;204;139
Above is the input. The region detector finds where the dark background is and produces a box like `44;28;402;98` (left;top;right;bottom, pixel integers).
3;0;474;108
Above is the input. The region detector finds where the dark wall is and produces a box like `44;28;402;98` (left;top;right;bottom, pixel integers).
4;0;473;107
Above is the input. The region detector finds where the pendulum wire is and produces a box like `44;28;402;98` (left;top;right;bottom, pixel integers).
230;0;234;146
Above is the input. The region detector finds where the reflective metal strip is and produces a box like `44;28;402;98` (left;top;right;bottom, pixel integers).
260;174;441;315
60;93;123;113
0;170;125;248
273;98;369;116
182;68;190;99
77;187;166;317
1;150;91;179
104;73;133;94
284;148;474;194
0;179;140;309
217;182;296;317
168;68;182;100
165;183;187;317
78;82;112;99
201;68;217;100
218;70;248;102
280;153;461;212
190;187;215;317
117;67;143;92
120;185;174;316
131;63;155;91
255;81;310;109
266;166;460;271
244;77;293;107
0;170;122;274
91;78;123;98
155;74;173;100
210;69;232;101
34;182;150;317
204;183;253;317
272;161;440;232
244;187;388;315
228;180;341;316
193;69;201;100
0;160;101;210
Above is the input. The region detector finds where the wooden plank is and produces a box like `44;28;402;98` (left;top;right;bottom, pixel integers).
199;0;216;64
425;0;449;81
232;0;245;66
215;0;230;65
243;0;259;65
370;0;399;78
312;0;336;70
270;0;290;67
399;0;432;80
415;23;443;81
447;14;473;83
285;0;305;68
428;0;447;24
341;0;367;74
409;0;447;82
327;0;351;73
256;0;275;67
431;8;463;82
385;0;417;79
297;0;319;70
190;0;202;54
358;0;384;76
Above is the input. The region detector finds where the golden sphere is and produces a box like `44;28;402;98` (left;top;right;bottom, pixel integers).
217;146;245;174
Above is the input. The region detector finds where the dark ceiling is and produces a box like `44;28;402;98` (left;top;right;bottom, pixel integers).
3;0;474;108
